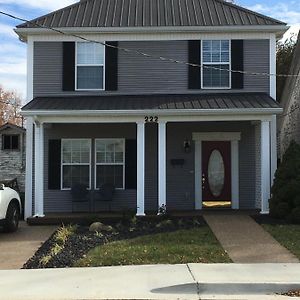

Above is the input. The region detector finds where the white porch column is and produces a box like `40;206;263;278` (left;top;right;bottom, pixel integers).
24;118;33;220
270;115;277;184
136;122;145;216
261;120;271;214
231;140;239;209
34;122;44;217
158;121;167;213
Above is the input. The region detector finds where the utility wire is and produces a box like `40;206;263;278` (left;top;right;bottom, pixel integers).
1;10;300;78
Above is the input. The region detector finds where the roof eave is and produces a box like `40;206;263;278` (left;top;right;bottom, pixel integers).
21;108;283;117
15;25;289;42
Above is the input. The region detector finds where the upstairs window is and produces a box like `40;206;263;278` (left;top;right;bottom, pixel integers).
2;134;20;150
202;40;231;89
76;42;105;90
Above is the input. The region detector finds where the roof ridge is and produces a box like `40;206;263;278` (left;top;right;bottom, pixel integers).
213;0;285;25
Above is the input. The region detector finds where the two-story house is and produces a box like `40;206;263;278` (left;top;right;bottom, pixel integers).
15;0;287;220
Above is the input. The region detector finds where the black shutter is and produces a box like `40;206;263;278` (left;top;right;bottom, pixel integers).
105;41;118;91
231;40;244;89
188;40;201;89
62;42;75;91
48;140;61;190
125;139;137;189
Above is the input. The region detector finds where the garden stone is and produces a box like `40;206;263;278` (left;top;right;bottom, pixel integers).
89;222;114;232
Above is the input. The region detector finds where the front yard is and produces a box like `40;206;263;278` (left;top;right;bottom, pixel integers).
262;224;300;259
23;217;231;268
76;227;231;267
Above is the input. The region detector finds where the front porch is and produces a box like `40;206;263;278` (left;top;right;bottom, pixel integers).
22;93;281;220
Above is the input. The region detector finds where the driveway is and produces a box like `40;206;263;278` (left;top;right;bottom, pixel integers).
0;222;56;269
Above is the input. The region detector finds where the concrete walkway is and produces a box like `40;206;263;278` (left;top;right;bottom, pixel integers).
204;214;299;263
0;222;56;269
0;264;299;300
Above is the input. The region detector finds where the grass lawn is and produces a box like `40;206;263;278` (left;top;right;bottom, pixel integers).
262;224;300;259
75;227;231;267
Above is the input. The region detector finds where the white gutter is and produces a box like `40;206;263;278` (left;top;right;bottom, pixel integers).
15;25;288;41
21;108;283;117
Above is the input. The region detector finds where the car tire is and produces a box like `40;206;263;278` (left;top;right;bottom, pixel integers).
4;202;20;233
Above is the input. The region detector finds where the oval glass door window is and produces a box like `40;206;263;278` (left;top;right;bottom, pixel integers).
208;150;225;197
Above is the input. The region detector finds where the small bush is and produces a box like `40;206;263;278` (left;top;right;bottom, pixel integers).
270;141;300;223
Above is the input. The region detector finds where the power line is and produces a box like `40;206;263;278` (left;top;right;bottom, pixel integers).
1;10;300;79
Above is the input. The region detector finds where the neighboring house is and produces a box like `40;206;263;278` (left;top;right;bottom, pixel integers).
15;0;287;220
279;32;300;156
0;123;26;192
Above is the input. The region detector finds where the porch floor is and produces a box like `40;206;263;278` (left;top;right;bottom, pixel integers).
27;210;260;225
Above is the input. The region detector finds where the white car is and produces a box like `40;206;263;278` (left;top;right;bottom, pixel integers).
0;184;21;232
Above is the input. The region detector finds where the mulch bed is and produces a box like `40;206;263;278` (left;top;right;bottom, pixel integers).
23;216;205;269
282;290;300;297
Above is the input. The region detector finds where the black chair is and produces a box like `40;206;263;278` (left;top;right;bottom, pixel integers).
94;183;115;211
71;183;89;212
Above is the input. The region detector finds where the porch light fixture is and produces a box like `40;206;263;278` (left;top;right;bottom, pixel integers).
183;140;191;153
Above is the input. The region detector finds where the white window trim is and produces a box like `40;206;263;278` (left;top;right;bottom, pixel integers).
61;138;92;191
75;42;106;91
201;40;232;90
94;138;126;190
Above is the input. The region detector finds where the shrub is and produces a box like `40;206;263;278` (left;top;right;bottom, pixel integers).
289;207;300;223
270;140;300;223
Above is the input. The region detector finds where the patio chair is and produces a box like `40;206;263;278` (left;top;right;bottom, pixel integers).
94;183;115;211
71;183;89;212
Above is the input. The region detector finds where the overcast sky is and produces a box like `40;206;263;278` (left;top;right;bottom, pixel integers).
0;0;299;102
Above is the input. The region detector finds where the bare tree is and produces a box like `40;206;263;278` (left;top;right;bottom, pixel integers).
0;85;23;127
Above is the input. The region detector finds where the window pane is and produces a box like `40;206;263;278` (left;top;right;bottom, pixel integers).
62;140;71;152
212;52;220;62
77;42;104;65
77;66;103;89
221;40;229;51
203;40;211;52
212;40;220;51
63;151;71;163
203;52;211;63
97;152;106;163
203;64;230;88
221;52;229;63
96;165;123;189
11;136;19;149
63;165;89;189
106;152;114;163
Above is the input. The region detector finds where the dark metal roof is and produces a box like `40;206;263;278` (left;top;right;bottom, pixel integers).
22;93;281;111
17;0;285;29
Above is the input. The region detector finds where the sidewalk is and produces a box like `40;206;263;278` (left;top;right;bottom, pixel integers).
0;264;299;300
204;214;299;263
0;222;56;269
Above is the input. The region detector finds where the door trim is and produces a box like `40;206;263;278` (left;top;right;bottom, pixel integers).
192;132;241;210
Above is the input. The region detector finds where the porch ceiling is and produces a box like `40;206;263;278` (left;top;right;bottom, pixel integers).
22;93;281;114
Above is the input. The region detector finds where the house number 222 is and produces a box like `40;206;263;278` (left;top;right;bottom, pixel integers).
145;116;158;123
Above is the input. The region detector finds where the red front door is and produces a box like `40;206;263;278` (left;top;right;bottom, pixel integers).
202;141;231;202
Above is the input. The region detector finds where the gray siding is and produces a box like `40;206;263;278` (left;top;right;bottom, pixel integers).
33;40;270;97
